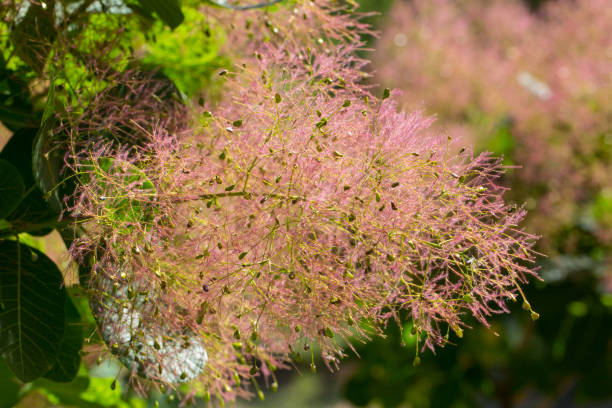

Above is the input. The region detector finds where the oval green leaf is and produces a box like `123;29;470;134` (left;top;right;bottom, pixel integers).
33;74;66;215
1;128;60;235
0;240;66;382
0;160;25;219
0;359;20;408
43;295;83;382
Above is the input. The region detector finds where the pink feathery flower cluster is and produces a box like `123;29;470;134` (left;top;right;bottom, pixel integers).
59;0;538;403
373;0;612;255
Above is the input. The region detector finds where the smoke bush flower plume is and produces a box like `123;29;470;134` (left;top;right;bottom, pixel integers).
52;0;539;404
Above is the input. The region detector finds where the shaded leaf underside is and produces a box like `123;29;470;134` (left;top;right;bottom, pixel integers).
0;240;66;382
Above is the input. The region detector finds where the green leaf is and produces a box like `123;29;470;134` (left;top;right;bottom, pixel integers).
33;76;65;214
0;160;25;219
1;128;59;235
136;0;184;29
43;295;83;382
0;240;66;382
0;359;20;408
0;127;38;187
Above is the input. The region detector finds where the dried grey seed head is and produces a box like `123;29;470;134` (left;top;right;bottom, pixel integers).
91;267;207;383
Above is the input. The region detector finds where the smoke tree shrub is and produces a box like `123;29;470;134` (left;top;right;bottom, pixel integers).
0;0;538;404
373;0;612;262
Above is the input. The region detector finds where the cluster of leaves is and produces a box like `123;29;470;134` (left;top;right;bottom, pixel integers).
1;37;81;390
2;0;539;406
